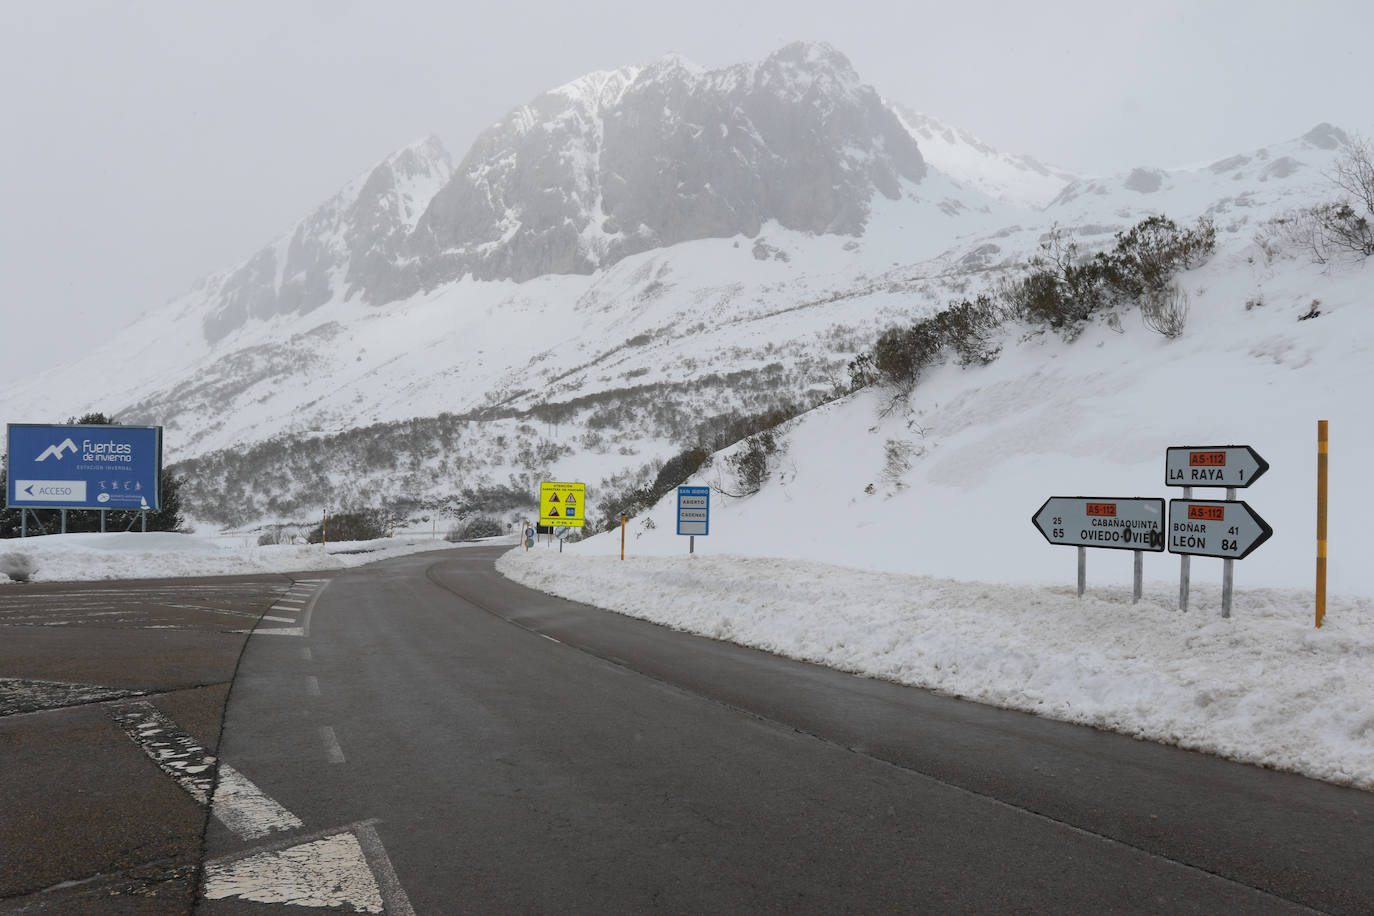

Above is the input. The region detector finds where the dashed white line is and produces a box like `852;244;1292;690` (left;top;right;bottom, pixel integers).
252;580;331;637
320;726;346;764
305;676;321;697
302;647;313;661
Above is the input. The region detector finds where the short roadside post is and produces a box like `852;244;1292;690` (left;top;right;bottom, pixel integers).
676;486;709;554
1316;421;1328;628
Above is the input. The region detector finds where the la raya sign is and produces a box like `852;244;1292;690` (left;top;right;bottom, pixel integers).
1164;446;1268;488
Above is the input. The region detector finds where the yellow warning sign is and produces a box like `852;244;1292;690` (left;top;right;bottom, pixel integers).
539;481;586;527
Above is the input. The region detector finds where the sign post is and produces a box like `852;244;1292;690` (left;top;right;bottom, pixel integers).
1165;445;1270;617
1032;497;1165;597
676;486;709;554
6;424;163;531
539;481;586;532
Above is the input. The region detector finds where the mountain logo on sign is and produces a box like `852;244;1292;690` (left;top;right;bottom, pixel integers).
548;494;560;502
36;438;77;462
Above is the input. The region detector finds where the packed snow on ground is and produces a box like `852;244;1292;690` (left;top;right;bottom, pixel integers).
0;530;501;583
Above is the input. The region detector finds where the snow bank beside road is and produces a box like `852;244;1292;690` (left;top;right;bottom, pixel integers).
0;531;505;582
497;548;1374;790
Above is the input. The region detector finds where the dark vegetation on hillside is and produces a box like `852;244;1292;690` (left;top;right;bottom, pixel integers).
847;214;1217;396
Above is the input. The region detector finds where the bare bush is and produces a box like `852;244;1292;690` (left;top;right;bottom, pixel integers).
1141;284;1190;338
1263;137;1374;263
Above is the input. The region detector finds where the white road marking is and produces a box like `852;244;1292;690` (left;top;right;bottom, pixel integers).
261;615;296;623
305;676;321;697
320;725;346;764
109;701;216;804
301;647;313;661
202;831;384;912
213;763;305;840
252;580;330;637
1;678;147;717
110;701;303;840
354;821;417;916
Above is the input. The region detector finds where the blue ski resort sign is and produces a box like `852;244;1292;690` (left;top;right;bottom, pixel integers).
6;424;163;512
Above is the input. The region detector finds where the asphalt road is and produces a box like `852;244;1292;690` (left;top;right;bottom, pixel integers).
4;547;1372;913
197;546;1374;914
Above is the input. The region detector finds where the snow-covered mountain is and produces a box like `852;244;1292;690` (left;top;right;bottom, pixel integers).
891;106;1079;208
2;41;1362;537
201;137;453;342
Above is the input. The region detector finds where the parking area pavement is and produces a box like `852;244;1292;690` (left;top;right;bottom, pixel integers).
0;574;328;913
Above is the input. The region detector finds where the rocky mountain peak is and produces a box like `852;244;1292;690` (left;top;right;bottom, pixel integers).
409;42;925;290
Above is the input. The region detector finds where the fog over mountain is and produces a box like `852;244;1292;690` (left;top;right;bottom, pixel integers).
4;41;1359;537
201;43;933;343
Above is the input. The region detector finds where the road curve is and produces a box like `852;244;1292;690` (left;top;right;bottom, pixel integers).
204;545;1374;913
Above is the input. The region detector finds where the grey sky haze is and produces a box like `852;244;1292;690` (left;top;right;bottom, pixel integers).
2;0;1369;387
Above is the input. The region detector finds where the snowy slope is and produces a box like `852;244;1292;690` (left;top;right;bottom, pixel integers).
892;105;1078;208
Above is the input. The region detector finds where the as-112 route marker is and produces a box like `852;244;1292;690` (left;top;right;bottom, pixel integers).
1165;444;1271;618
1032;497;1164;600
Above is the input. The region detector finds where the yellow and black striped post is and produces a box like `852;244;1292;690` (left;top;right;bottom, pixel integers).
1316;420;1328;628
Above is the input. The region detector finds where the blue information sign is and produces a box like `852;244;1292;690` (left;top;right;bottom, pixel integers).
6;424;162;511
676;486;709;536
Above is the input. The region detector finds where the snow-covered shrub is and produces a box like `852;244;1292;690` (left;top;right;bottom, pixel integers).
0;553;35;582
725;428;779;496
308;509;391;543
448;516;504;541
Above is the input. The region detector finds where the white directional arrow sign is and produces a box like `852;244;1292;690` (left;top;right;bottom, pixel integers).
1167;500;1273;560
1032;497;1166;552
1165;445;1269;489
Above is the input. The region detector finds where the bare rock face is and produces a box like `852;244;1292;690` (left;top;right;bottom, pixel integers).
410;42;927;286
202;137;453;343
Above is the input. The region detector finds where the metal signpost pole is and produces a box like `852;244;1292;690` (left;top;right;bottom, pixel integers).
1221;487;1237;618
1133;550;1143;603
690;535;695;555
1179;486;1192;611
1077;546;1086;597
621;515;626;560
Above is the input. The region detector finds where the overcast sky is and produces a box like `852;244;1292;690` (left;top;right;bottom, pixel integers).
2;1;1370;388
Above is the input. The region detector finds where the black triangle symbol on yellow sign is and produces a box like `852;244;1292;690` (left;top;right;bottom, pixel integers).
549;494;560;503
565;495;577;504
548;508;560;517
